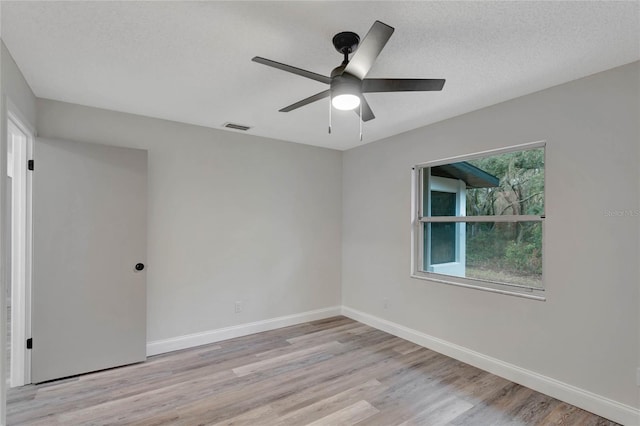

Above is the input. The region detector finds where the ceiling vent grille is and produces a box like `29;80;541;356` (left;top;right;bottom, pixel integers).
223;122;251;131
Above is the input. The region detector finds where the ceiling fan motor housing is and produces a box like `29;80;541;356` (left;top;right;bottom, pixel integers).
331;72;362;100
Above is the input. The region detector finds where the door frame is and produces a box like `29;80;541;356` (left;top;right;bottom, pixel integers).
6;100;33;387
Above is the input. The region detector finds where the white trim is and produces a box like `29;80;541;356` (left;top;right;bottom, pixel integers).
420;215;543;223
411;167;421;274
6;109;33;387
8;119;27;387
5;102;35;138
146;306;342;356
23;129;33;386
414;140;546;169
341;306;639;426
409;273;546;301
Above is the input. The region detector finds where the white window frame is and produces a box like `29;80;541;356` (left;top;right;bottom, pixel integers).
410;141;546;300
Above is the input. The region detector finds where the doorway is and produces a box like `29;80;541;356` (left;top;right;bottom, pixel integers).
6;109;33;387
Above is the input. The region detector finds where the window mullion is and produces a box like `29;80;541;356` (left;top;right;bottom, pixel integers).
420;214;544;223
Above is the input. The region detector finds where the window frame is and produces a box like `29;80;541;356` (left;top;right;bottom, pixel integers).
410;141;546;300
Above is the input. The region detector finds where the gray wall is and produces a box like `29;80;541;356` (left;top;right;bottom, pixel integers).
1;39;38;424
1;42;37;127
343;62;639;408
36;99;343;342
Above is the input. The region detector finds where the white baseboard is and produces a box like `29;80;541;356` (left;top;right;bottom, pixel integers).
341;306;639;426
146;306;342;357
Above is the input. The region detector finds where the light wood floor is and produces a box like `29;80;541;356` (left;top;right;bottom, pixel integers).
7;316;618;425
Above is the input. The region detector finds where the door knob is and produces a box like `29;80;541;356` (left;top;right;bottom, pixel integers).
135;263;145;271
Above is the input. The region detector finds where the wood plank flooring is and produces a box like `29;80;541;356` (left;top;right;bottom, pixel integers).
6;316;619;425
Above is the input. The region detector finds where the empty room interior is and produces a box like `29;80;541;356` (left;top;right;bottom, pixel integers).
0;1;639;425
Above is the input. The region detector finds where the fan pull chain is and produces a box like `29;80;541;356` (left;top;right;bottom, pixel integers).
359;102;363;141
328;99;332;134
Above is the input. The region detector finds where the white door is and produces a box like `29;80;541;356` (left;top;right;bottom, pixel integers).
32;138;147;383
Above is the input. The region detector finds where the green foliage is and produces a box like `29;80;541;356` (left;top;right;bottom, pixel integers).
464;148;544;277
505;241;542;274
466;148;545;217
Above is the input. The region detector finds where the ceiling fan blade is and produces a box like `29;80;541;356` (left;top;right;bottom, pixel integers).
344;21;394;80
354;96;375;122
279;90;331;112
252;57;331;85
362;79;446;92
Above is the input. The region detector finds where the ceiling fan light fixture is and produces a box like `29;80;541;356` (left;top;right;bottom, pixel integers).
331;93;360;110
331;72;362;110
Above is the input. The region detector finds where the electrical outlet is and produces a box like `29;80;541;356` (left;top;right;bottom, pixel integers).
383;298;389;309
234;301;243;314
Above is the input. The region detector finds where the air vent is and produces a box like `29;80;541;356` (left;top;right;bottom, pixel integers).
223;122;251;131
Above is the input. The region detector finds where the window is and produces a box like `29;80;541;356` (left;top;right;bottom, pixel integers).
411;143;545;299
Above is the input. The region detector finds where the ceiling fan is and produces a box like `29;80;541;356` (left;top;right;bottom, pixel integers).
252;20;445;128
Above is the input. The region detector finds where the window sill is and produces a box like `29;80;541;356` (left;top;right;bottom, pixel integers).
410;273;546;301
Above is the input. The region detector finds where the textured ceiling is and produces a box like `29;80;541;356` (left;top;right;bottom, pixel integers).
2;1;639;150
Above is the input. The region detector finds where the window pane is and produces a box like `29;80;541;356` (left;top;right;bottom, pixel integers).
431;191;456;216
426;148;545;218
429;223;456;264
465;221;542;288
429;191;457;264
465;148;545;217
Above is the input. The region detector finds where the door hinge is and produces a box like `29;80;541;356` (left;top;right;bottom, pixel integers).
26;338;32;349
28;159;34;171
